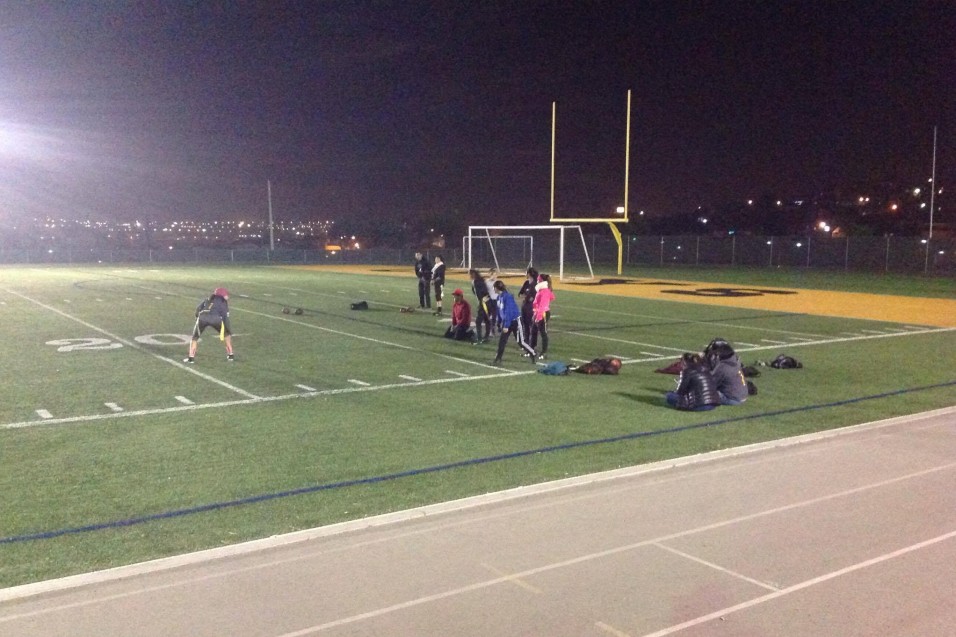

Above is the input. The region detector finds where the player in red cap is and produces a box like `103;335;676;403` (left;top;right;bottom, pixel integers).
184;287;234;363
443;288;476;342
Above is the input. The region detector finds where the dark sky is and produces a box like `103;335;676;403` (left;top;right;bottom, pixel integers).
1;1;953;225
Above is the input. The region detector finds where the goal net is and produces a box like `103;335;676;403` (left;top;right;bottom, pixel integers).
460;225;594;281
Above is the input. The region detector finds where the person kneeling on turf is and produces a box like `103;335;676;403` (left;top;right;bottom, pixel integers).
665;353;720;411
444;289;477;342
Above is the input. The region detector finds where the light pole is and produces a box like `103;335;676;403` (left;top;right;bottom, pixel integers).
929;125;937;240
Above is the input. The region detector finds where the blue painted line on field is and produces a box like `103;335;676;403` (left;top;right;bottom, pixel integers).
3;380;954;545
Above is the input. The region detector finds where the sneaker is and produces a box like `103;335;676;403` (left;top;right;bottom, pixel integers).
538;353;546;361
183;357;195;364
492;359;502;366
433;310;443;316
226;354;235;361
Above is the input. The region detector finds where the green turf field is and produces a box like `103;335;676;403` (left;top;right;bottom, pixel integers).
1;264;954;587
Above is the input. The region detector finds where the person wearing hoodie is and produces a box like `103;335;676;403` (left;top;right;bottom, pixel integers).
184;287;234;363
491;280;537;365
704;338;749;405
530;273;555;359
444;288;476;341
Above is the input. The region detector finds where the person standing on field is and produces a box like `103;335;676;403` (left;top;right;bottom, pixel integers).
414;251;432;309
530;273;555;359
492;280;536;365
184;287;234;363
431;255;446;316
469;268;495;343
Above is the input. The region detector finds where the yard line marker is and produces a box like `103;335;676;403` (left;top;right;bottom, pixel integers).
4;346;953;434
104;403;124;413
841;331;864;336
154;296;162;300
790;337;815;341
445;370;469;377
36;410;53;419
861;329;889;334
571;357;590;363
96;298;103;302
348;379;370;386
640;351;668;357
399;375;422;382
126;298;132;301
903;325;925;330
295;384;317;392
63;299;71;303
0;286;260;400
736;341;759;347
609;354;629;360
359;290;368;294
175;396;194;405
759;339;788;344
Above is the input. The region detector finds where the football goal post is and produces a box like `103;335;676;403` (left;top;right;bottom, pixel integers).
461;225;594;281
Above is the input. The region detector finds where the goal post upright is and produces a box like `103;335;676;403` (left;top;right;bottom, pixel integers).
550;89;633;275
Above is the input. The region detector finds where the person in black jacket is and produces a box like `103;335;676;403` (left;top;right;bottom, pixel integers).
469;268;495;343
665;353;720;411
413;252;432;309
431;255;446;316
184;287;234;363
517;266;538;342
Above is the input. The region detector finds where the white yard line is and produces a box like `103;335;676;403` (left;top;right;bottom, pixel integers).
0;286;260;401
1;370;531;431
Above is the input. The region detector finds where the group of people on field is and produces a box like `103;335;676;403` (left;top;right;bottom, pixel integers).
184;260;751;414
416;252;554;365
665;338;750;411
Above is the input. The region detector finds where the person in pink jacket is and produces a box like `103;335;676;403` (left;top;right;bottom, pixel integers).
530;273;555;359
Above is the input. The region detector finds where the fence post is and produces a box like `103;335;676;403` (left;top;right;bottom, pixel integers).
659;236;664;266
806;235;811;268
884;236;890;272
695;236;700;266
731;234;736;266
844;236;849;271
768;237;774;267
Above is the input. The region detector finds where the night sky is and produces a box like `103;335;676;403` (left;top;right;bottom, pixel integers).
1;2;953;226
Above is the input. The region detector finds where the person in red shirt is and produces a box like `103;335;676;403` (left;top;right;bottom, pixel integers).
444;288;476;342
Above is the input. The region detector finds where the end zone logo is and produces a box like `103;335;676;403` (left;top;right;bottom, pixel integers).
662;287;797;297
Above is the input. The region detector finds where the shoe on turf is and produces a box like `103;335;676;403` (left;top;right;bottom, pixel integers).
183;357;195;364
492;359;502;366
227;354;235;361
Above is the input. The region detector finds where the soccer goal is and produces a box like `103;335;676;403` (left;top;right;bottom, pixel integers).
461;225;594;281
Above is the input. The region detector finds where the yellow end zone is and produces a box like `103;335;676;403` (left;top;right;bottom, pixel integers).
281;265;956;328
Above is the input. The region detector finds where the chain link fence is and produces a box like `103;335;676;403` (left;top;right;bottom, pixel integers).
2;235;953;274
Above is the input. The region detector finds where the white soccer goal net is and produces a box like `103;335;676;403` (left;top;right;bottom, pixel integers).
460;225;595;281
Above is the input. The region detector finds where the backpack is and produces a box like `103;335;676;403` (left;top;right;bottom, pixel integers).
574;357;622;375
770;354;802;369
538;361;569;376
